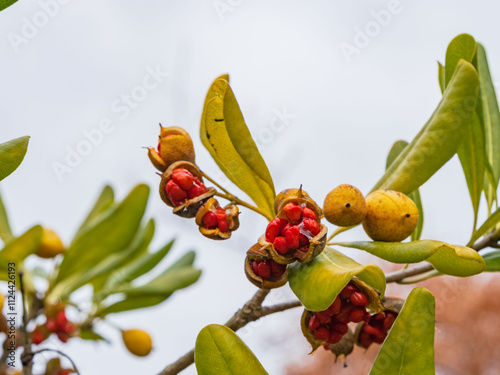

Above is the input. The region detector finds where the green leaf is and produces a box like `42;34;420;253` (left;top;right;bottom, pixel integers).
370;287;435;375
79;329;108;342
334;240;485;277
0;0;18;11
55;184;149;284
0;136;29;181
372;60;479;194
98;251;200;315
386;141;424;240
441;34;484;230
438;62;445;93
72;185;115;244
0;189;13;243
483;251;500;272
104;239;175;289
288;247;386;311
195;324;268;375
200;75;276;219
0;225;43;261
476;43;500;211
468;206;500;247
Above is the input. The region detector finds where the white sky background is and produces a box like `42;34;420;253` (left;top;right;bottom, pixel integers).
0;0;499;374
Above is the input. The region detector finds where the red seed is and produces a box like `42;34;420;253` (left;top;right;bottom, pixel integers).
315;311;332;324
64;322;76;334
372;334;387;344
215;208;229;232
46;319;57;332
270;261;286;278
383;312;397;331
57;331;69;343
251;260;260;275
301;219;320;236
187;184;207;199
297;246;309;254
308;315;321;331
302;207;316;220
363;324;386;338
56;310;68;330
257;261;271;279
331;322;348;335
350;292;369;307
285;225;300;250
266;218;286;242
328;331;343;344
339;284;358;299
313;327;330;342
283;202;302;222
372;313;386;321
328;296;342;315
281;223;293;236
348;307;366;323
336;303;354;323
273;237;288;255
359;332;372;349
172;168;194;190
166;180;187;202
299;234;309;246
202;211;218;229
363;312;371;323
31;330;45;345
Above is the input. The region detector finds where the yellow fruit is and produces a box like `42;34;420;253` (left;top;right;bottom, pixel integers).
122;329;153;357
362;190;418;242
323;184;367;226
36;228;65;259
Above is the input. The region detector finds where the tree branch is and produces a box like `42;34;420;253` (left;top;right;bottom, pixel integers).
158;289;302;375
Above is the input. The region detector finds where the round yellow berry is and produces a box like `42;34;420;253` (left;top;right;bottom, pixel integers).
122;329;153;357
323;184;367;227
36;228;65;259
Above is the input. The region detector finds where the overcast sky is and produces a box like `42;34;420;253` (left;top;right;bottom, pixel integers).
1;0;500;374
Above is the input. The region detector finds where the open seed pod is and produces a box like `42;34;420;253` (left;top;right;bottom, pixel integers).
245;244;288;289
258;223;327;264
159;161;216;218
354;296;404;349
274;187;322;219
195;198;240;240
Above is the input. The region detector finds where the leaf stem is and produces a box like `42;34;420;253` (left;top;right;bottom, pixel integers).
215;192;273;221
200;172;232;196
327;225;355;242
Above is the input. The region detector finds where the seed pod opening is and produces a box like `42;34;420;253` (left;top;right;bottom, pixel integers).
195;198;240;240
159;161;216;218
245;244;288;289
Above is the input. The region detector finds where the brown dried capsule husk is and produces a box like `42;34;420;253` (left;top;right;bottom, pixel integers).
353;295;404;348
274;187;323;219
159;161;216;218
325;328;355;363
244;244;288;289
350;278;385;313
158;126;196;169
195;198;240;240
257;223;328;264
301;309;323;353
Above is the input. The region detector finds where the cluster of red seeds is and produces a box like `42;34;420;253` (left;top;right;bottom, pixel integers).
201;205;230;232
31;310;76;345
165;168;208;206
358;310;397;349
250;258;287;280
265;203;321;256
307;283;370;346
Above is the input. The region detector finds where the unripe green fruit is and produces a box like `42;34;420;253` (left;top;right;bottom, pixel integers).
323;184;367;226
122;329;153;357
362;190;418;242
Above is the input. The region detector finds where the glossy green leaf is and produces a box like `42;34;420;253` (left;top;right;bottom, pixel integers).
334;240;485;277
0;136;29;181
441;34;484;230
201;75;276;219
195;324;268;375
386;141;424;241
0;190;13;243
482;251;500;272
0;225;42;261
468;206;500;247
72;185;114;244
476;43;500;211
79;329;108;342
372;60;479;195
0;0;18;11
438;62;445;93
98;295;168;315
370;287;435;375
288;247;386;311
55;184;149;284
